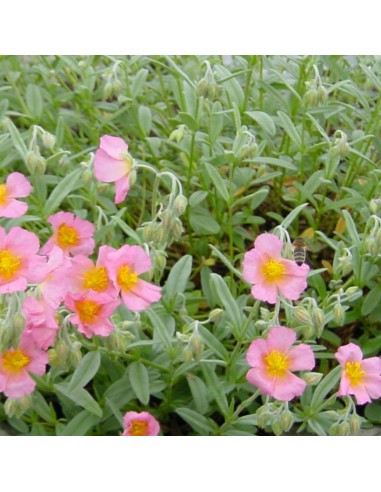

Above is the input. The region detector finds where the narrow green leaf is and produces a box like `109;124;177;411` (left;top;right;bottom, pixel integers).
209;244;243;279
204;162;230;203
189;207;221;235
234;187;269;208
26;83;43;120
60;410;100;436
144;309;172;349
277;111;302;149
280;202;309;229
361;286;381;316
249;156;296;171
341;209;360;246
128;361;150;405
187;374;210;415
43;167;83;217
7;119;28;160
176;407;215;435
214;65;245;109
110;214;142;244
105;398;124;426
138;105;152;136
131;68;149;98
68;351;101;393
164;254;192;299
32;391;56;424
201;363;229;417
55;383;103;417
198;324;229;362
210;273;242;329
310;365;341;410
246;111;276;137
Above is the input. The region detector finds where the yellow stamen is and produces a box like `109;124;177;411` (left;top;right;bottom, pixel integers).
83;266;109;292
264;350;289;378
261;258;286;283
2;349;30;373
345;361;366;387
117;265;138;292
0;249;22;280
75;299;102;324
57;224;79;249
129;420;148;436
0;184;8;206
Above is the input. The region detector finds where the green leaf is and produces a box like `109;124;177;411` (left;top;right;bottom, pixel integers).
310;365;341;411
198;324;229;362
164;254;192;299
55;383;103;417
210;273;242;331
144;308;172;350
204;162;230;203
138;105;152;136
43;167;83;217
179;112;199;132
277;111;302;149
208;244;243;279
341;209;360;246
128;361;150;405
60;410;100;436
250;156;296;171
105;398;124;426
32;391;56;424
187;374;210;415
214;65;245;110
7;119;28;161
361;286;381;316
176;407;216;435
234;187;269;208
246;111;276;137
68;351;101;393
201;363;229;417
110;213;142;244
26;83;43;120
189;207;221;235
131;68;149;98
364;402;381;424
280;202;309;229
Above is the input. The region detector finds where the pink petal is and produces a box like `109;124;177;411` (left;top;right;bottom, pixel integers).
242;248;264;284
361;357;381;374
69;238;95;257
6;172;32;197
3;371;36;399
26;255;49;283
100;135;128;159
0;277;27;294
267;326;296;353
0;199;28;218
94;148;128;183
5;227;40;256
112;245;152;275
272;371;307;401
74;216;95;238
246;338;268;369
352;385;372;405
251;283;278;304
121;279;161;311
287;343;315;371
246;367;276;396
363;374;381;400
114;175;130;204
335;343;363;366
253;233;283;257
48;211;75;228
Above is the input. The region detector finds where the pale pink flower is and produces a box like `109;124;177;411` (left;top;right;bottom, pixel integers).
22;296;59;350
0;226;46;294
40;211;95;257
0;331;49;398
106;245;161;311
93;135;133;204
0;172;32;218
243;233;309;304
122;411;160;436
65;246;117;298
246;326;315;401
64;291;120;338
335;343;381;405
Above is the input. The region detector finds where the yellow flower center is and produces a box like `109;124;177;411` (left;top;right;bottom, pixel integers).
261;258;286;283
2;349;30;373
129;420;148;436
345;361;366;387
83;266;109;292
75;299;102;324
57;224;79;249
0;249;22;280
264;350;289;378
117;265;138;292
0;184;9;206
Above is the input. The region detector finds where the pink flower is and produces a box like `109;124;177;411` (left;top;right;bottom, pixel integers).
40;211;95;257
22;296;59;350
106;245;161;311
64;291;120;338
0;226;46;294
122;411;160;436
243;233;309;304
0;172;32;218
246;326;315;401
0;331;49;398
65;246;117;298
93;135;133;204
335;343;381;405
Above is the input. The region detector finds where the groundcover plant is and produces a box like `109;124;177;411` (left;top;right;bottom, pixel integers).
0;55;380;436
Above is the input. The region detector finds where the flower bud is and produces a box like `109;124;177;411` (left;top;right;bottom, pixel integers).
303;89;319;107
173;194;188;216
336;421;350;436
348;414;361;435
103;331;126;352
311;308;325;337
82;168;93;187
112;79;122;96
294;306;312;325
69;342;82;368
54;340;70;367
182;347;193;363
271;421;283;436
329;423;341;436
317;85;328;104
208;308;224;323
42;132;56;150
364;236;378;256
152;250;167;272
171;218;183;241
369;199;381;215
197;78;209;97
129;169;137;187
169;125;186;143
301;372;323;385
302;324;316;340
103;81;113;99
280;412;294;433
190;333;204;362
4;395;32;418
345;286;361;298
142;222;158;243
26;150;44;174
333;303;345;326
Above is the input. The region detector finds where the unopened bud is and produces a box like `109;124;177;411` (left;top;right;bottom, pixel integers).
348;414;361;435
103;81;113;99
13;314;25;335
302;372;323;385
304;89;319;107
197;78;209;97
345;286;361;298
333;304;345;326
311;308;325;336
280;412;294;433
317;85;328;104
42;132;56;150
68;343;82;368
82;168;93;187
104;331;125;352
294;306;311;325
171;218;183;240
336;421;350;436
369;199;381;215
302;324;316;340
364;236;378;256
190;334;204;362
173;195;188;216
169;125;186;143
152;250;167;272
54;340;70;367
112;79;122;96
271;421;283;436
129;169;137;187
4;395;32;418
183;347;193;363
208;308;224;323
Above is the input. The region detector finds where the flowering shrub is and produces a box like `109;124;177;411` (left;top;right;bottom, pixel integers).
0;55;381;436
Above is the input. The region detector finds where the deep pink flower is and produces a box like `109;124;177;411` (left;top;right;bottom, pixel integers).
122;411;160;436
0;172;32;218
22;296;59;350
246;326;315;401
40;211;95;257
243;233;309;304
335;343;381;405
106;245;161;311
93;135;133;204
0;226;46;294
64;291;120;338
0;331;49;398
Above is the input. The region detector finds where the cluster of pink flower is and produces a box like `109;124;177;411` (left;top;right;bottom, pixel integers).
0;137;162;408
243;233;381;405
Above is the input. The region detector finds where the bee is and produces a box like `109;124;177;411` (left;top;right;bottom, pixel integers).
292;238;307;266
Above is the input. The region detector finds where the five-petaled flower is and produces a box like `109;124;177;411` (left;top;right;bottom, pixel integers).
242;233;309;304
122;411;160;436
0;172;32;218
246;326;315;401
335;343;381;405
93;135;134;204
